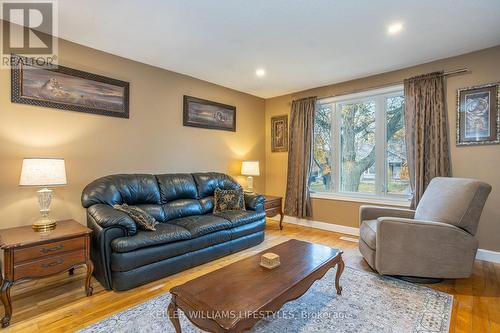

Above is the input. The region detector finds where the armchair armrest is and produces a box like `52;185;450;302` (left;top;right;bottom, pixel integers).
244;193;265;212
359;205;415;225
375;217;478;278
87;204;137;235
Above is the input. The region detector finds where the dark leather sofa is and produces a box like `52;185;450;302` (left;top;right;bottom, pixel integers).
81;172;266;291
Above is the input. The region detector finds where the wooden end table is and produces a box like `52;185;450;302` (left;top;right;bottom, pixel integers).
0;219;93;328
168;239;344;333
264;195;284;230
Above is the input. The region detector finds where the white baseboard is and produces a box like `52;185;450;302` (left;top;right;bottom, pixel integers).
269;215;359;236
340;236;360;243
269;215;500;264
476;249;500;264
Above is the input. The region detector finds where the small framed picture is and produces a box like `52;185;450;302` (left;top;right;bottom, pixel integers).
457;83;499;146
271;115;288;152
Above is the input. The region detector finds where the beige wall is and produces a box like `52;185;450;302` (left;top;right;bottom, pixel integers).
0;38;266;229
265;45;500;252
1;33;498;253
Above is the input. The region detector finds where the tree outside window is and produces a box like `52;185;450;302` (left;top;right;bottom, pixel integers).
310;87;410;199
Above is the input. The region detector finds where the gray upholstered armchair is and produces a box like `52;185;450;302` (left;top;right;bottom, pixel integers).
359;177;491;279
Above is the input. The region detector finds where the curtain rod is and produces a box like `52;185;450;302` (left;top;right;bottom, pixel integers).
289;68;469;104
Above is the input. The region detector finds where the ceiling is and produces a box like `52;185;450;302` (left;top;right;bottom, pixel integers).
54;0;500;98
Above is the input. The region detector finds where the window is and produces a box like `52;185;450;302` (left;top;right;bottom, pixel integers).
310;85;410;200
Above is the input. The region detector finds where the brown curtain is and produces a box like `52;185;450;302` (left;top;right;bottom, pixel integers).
284;96;316;218
404;71;451;208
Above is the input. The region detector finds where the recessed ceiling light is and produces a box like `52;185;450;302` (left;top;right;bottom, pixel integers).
387;22;403;35
255;68;266;77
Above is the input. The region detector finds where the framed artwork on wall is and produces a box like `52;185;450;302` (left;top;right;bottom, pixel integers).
11;54;130;118
456;83;499;146
271;115;288;152
183;95;236;131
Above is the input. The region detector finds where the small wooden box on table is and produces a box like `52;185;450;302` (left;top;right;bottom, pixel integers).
264;195;284;230
0;219;93;328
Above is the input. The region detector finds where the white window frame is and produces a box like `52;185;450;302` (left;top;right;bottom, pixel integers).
311;85;410;206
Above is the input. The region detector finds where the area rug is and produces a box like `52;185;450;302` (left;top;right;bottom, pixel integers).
79;267;452;333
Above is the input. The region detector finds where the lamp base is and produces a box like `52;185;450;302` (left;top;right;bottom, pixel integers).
245;176;254;193
32;217;57;232
33;188;57;232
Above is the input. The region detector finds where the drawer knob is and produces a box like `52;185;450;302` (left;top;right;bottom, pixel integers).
41;244;64;253
42;259;64;268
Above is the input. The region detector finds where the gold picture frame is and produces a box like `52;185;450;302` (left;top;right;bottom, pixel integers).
271;115;288;152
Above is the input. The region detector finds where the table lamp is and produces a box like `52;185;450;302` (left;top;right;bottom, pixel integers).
241;160;260;193
19;158;67;232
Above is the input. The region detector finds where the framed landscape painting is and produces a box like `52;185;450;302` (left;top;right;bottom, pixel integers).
11;54;129;118
271;115;288;152
457;83;499;146
183;96;236;131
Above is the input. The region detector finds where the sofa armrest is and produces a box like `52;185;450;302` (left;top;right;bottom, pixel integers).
87;204;137;235
244;193;265;212
359;205;415;225
87;214;128;290
375;217;478;278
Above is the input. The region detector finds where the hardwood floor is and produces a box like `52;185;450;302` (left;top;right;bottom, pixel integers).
2;220;499;332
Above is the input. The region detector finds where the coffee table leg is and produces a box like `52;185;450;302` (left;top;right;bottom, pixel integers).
335;256;345;295
168;297;182;333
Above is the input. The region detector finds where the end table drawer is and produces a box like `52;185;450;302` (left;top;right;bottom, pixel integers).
14;250;86;280
266;207;281;217
265;200;281;209
14;237;85;263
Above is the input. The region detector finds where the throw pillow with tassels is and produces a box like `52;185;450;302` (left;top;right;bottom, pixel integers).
113;204;159;231
213;188;245;212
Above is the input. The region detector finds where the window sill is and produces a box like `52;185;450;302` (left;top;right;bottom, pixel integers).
310;192;411;207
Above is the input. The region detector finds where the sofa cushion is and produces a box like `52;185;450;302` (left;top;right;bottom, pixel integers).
135;204;165;222
111;223;191;252
110;220;267;272
214;210;266;228
360;219;378;250
110;234;264;291
162;199;202;221
156;174;198;204
192;172;241;198
199;196;214;214
170;215;232;237
82;174;161;207
111;229;232;272
230;220;266;239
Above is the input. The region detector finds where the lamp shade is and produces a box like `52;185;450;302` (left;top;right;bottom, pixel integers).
19;158;67;186
241;160;260;176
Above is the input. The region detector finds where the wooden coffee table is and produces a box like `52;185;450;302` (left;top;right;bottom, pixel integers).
168;239;344;333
